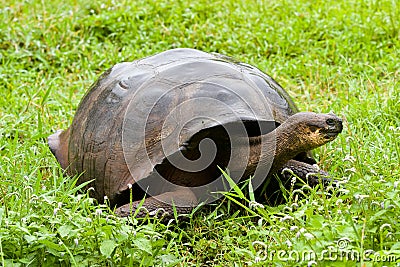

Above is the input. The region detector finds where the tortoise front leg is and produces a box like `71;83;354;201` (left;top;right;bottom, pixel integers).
115;187;197;219
261;159;336;205
279;159;333;187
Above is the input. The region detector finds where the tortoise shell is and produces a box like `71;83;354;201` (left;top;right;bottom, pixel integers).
53;48;301;206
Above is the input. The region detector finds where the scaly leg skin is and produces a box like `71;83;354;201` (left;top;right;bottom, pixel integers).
115;187;197;219
278;159;334;187
262;159;337;205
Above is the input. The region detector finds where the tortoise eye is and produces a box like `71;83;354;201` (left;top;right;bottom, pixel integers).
326;118;335;126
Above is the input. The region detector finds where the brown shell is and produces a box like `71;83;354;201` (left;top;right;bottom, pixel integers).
57;48;299;205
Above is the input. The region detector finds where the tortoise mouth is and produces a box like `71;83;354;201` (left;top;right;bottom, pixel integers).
324;131;341;139
322;120;343;139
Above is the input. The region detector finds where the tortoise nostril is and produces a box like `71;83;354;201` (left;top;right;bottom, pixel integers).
326;118;336;126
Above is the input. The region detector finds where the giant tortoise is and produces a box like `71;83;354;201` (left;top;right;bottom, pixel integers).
48;48;342;218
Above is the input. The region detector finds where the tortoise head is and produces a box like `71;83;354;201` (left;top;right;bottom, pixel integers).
284;112;343;151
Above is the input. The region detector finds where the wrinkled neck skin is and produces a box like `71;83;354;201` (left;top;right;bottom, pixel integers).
243;123;304;178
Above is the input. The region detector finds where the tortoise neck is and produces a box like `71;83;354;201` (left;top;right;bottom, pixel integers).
246;123;302;177
270;125;300;171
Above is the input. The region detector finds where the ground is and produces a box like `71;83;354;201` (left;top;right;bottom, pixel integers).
0;0;399;266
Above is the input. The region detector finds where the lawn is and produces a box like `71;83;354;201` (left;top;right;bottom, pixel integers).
0;0;399;266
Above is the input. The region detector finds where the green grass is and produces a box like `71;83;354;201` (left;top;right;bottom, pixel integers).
1;0;399;266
